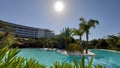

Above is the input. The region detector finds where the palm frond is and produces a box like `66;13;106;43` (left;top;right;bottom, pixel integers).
88;19;99;28
79;17;86;24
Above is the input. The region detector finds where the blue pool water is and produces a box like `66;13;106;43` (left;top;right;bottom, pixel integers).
91;49;120;67
17;48;120;68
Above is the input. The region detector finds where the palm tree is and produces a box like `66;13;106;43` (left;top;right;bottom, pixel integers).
79;18;99;54
48;36;59;48
60;27;72;48
72;28;84;54
60;27;72;38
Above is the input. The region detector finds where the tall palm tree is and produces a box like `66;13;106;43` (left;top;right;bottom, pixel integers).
72;28;84;54
79;18;99;54
60;27;72;48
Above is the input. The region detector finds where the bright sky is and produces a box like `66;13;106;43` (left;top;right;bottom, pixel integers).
0;0;120;40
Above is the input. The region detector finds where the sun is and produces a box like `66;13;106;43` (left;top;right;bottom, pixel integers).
54;1;64;12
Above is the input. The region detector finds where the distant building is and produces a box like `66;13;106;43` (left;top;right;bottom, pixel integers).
0;20;54;38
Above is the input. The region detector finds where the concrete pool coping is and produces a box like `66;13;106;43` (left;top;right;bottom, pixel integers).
92;49;120;53
40;48;95;56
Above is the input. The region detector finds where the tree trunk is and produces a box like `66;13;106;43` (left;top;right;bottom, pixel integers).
79;36;83;54
65;39;67;49
52;42;54;49
86;33;89;54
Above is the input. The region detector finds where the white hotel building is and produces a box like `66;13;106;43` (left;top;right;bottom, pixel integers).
1;21;54;38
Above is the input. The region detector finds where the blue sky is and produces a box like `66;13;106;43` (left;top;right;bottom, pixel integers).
0;0;120;40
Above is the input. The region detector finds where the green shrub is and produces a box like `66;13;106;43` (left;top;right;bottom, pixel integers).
66;43;80;52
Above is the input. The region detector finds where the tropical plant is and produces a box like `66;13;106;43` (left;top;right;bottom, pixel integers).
0;32;5;38
48;36;60;48
0;47;46;68
2;34;15;48
50;61;74;68
72;28;84;54
66;43;80;52
0;20;12;33
60;27;72;38
50;56;107;68
79;18;99;53
106;35;120;50
60;27;73;48
89;33;120;51
0;20;15;48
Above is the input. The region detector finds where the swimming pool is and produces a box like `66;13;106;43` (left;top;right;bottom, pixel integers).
91;49;120;67
17;48;120;68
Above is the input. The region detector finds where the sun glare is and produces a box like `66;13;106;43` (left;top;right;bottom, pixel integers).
54;1;64;12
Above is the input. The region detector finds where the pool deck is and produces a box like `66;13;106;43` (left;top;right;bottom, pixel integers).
40;48;95;56
93;49;120;53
